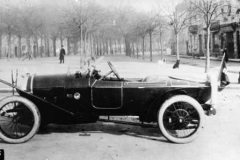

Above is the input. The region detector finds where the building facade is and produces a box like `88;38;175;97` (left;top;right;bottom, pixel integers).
172;0;240;58
187;0;240;58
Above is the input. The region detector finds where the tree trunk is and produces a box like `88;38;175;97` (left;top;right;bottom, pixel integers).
98;38;101;56
60;38;63;46
105;39;108;55
131;43;135;57
119;40;122;54
99;38;102;56
67;37;70;55
160;32;163;60
205;27;210;73
7;33;12;60
47;38;50;57
96;38;99;56
34;36;38;58
45;37;50;57
84;31;87;55
125;36;131;56
91;36;95;56
0;34;2;58
52;37;57;57
142;36;145;59
101;38;104;55
18;36;22;58
79;36;83;68
40;36;43;57
27;36;32;59
90;35;93;56
115;40;117;54
137;45;139;59
176;33;180;60
44;37;47;57
73;37;77;55
110;39;114;54
102;39;105;55
149;32;153;61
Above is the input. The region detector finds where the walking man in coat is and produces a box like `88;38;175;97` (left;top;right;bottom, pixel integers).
59;45;66;64
223;47;228;63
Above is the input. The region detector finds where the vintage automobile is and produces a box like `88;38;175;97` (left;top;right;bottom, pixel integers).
0;59;222;144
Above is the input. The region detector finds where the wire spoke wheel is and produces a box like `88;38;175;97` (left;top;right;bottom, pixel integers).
0;96;40;143
158;95;204;143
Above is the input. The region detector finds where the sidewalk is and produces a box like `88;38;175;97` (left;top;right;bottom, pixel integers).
175;54;240;63
128;54;240;89
166;54;240;89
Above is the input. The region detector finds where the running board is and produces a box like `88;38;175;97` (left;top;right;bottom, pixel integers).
98;118;158;128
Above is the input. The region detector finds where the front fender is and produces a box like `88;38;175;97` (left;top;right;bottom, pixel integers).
17;89;74;116
0;78;75;117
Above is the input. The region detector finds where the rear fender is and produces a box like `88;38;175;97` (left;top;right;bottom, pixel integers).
139;89;187;122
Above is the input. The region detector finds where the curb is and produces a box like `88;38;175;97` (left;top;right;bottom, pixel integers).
226;83;240;89
167;54;240;63
199;57;240;63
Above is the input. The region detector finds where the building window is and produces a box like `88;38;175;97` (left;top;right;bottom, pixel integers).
213;33;219;52
236;9;240;14
228;4;231;16
22;45;26;52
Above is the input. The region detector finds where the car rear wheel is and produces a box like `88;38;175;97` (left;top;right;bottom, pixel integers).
0;96;40;143
158;95;204;143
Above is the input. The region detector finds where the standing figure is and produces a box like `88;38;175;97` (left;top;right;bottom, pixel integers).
59;45;66;64
223;48;228;63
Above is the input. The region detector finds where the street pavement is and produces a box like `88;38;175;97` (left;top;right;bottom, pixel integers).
0;54;240;160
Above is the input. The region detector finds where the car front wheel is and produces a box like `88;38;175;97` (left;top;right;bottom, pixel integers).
158;95;204;143
0;96;40;143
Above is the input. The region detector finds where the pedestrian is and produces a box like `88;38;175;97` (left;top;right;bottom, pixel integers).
223;48;228;63
59;45;66;64
28;52;32;60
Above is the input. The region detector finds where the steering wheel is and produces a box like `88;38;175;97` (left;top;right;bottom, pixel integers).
107;61;121;80
99;61;121;80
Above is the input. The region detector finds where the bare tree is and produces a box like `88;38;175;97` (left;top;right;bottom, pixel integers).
18;3;42;59
62;0;110;68
1;6;18;60
135;13;150;59
82;2;109;56
113;4;139;57
160;0;191;66
14;8;24;59
190;0;235;73
145;13;160;62
154;11;168;60
0;3;4;58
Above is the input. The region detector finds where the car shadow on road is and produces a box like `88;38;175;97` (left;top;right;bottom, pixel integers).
37;121;170;143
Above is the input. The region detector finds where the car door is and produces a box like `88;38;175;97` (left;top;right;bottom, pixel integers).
91;80;123;109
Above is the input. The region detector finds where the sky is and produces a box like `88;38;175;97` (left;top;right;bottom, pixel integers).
3;0;180;13
94;0;183;13
94;0;163;12
122;0;160;12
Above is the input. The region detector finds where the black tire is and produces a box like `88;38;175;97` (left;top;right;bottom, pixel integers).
0;96;40;143
157;95;204;143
